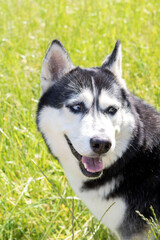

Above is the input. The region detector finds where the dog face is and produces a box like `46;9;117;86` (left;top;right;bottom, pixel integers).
37;40;135;179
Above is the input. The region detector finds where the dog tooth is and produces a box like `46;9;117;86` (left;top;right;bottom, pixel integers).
83;163;87;169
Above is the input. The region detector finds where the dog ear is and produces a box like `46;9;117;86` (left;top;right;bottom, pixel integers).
102;40;126;89
41;39;74;94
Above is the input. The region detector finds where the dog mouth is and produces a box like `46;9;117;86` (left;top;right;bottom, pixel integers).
65;135;103;178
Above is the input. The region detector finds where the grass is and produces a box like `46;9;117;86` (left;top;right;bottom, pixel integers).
0;0;160;239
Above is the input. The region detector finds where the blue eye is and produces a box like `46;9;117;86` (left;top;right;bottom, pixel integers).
105;106;118;115
67;103;85;113
71;104;82;112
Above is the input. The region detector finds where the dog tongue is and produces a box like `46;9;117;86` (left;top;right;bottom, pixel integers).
81;156;103;173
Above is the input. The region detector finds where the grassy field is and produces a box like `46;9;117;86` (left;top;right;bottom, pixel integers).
0;0;160;239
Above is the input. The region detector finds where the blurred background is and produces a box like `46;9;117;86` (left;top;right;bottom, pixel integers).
0;0;160;239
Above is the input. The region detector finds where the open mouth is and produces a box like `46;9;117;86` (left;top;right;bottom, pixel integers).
65;135;103;178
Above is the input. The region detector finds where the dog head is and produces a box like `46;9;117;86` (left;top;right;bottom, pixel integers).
37;40;135;179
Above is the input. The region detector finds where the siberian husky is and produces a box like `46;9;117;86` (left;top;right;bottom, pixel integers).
36;39;160;240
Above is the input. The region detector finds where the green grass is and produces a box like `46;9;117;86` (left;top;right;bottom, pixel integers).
0;0;160;239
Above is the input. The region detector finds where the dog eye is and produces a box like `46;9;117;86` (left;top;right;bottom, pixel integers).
104;106;118;115
67;103;85;113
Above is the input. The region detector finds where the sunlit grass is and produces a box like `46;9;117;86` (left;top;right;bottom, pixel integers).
0;0;160;239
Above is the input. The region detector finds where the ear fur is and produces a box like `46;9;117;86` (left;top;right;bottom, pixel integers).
41;40;74;94
102;40;127;89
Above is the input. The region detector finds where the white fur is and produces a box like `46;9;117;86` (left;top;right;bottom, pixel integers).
38;40;148;240
66;89;93;109
97;89;135;169
38;84;136;237
91;76;97;98
104;43;122;79
38;84;135;175
38;106;127;234
99;89;121;110
103;42;127;89
77;190;126;233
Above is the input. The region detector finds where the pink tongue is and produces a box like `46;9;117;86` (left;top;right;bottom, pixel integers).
81;156;103;173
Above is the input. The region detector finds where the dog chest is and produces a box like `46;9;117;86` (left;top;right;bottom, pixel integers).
69;177;126;232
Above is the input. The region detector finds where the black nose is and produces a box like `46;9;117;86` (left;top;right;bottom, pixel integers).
90;137;112;154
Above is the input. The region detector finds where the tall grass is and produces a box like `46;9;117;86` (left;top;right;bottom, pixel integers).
0;0;159;239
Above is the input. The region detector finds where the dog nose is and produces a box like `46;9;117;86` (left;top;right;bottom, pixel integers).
90;137;112;154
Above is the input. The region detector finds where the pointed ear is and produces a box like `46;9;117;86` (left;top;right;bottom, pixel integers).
41;39;74;94
102;40;126;89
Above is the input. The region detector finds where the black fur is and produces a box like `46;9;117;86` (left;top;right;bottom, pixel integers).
37;66;160;238
102;39;121;69
37;40;160;239
37;67;125;112
83;96;160;238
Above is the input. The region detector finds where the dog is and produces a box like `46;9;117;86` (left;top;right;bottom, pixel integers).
36;39;160;240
